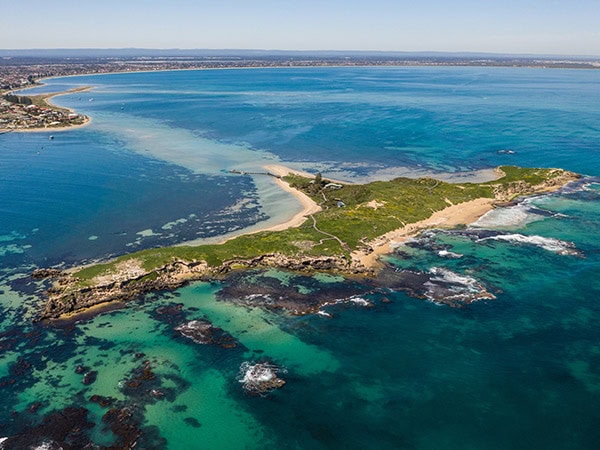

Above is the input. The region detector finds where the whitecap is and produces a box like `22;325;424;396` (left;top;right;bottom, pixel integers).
347;297;371;307
429;267;480;289
424;267;496;304
478;233;580;256
237;361;287;394
438;250;463;258
239;363;276;384
470;203;545;229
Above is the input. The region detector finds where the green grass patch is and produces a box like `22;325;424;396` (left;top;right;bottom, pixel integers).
490;166;553;186
72;166;566;283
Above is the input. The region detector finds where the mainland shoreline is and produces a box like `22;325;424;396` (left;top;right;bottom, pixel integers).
0;86;92;133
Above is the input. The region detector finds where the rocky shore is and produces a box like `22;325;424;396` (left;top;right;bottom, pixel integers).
33;254;368;322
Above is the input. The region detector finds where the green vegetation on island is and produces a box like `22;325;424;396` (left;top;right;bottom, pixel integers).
32;165;579;321
71;166;574;284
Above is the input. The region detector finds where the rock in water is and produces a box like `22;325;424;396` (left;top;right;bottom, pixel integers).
238;362;287;395
175;320;238;348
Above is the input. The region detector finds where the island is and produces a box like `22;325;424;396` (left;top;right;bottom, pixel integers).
32;165;579;321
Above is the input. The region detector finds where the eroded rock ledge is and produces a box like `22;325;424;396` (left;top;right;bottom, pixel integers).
35;254;368;321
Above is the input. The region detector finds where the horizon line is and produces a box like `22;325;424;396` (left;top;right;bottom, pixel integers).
1;48;599;59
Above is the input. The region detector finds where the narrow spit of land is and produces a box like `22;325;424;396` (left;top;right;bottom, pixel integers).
33;164;580;321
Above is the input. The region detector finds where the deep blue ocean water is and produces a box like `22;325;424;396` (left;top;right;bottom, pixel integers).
0;67;599;449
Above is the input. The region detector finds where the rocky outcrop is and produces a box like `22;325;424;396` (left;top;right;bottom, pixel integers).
33;168;578;322
237;362;287;395
31;268;64;279
35;254;369;322
37;259;208;321
175;320;238;348
492;169;580;202
216;253;368;275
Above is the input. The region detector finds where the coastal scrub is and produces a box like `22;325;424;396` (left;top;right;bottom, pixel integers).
38;165;579;319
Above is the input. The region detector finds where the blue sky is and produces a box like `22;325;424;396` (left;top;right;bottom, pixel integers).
4;0;599;55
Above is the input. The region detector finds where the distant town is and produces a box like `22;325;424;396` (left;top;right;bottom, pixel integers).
1;50;598;132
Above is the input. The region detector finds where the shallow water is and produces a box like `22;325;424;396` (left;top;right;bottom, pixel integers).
1;67;599;449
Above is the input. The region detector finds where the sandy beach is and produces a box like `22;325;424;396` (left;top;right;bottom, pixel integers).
214;165;322;244
264;163;319;180
258;171;322;232
352;197;495;269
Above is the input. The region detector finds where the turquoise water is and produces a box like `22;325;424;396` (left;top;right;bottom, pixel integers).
1;67;599;449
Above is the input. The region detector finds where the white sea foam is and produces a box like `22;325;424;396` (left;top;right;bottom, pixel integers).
238;361;287;394
438;250;463;258
425;267;496;304
32;442;54;450
478;234;580;256
470;203;544;229
240;363;275;384
429;267;480;289
316;296;372;317
348;297;371;307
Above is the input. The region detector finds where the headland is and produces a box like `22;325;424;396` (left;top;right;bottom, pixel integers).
32;164;579;321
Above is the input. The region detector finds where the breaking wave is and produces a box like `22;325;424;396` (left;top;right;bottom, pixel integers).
316;295;373;317
423;267;496;306
477;233;580;256
438;249;463;258
471;202;550;229
238;362;287;395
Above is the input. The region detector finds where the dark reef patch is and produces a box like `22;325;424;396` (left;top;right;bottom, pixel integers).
175;319;239;348
216;269;371;315
0;406;94;450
